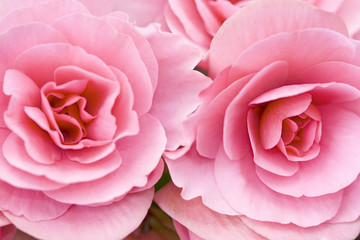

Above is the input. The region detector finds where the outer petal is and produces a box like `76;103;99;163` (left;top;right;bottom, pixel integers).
166;145;238;215
3;133;121;184
4;189;154;240
77;0;167;27
331;176;360;223
209;0;348;77
0;181;70;222
228;29;355;83
155;183;265;240
0;0;89;33
241;217;360;240
214;146;343;227
147;26;211;150
0;0;43;20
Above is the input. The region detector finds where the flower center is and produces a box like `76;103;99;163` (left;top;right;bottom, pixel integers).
257;93;322;161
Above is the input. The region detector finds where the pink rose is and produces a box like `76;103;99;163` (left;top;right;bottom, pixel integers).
0;0;210;239
161;0;360;238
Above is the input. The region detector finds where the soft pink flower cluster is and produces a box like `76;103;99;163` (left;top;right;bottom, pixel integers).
1;0;360;239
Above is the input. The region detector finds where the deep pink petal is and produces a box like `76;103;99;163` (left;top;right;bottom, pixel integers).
0;181;70;221
44;114;165;204
0;0;89;33
51;13;154;115
3;133;121;184
256;105;360;197
247;110;299;177
242;216;360;240
209;0;348;77
146;28;211;150
166;145;238;215
5;189;154;240
223;61;289;161
214;146;343;227
155;183;265;240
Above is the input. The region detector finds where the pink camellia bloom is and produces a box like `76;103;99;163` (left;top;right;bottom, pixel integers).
160;0;360;238
0;0;210;239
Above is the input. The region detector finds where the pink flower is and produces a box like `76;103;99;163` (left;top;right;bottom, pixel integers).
161;0;360;238
0;0;210;239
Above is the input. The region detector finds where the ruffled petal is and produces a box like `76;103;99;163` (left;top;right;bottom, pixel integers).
5;189;154;240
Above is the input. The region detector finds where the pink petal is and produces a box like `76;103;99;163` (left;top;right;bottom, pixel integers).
223;61;289;161
51;13;154;116
0;129;64;191
0;22;67;127
259;93;312;150
0;0;89;33
0;181;70;221
196;75;247;159
168;0;211;48
155;183;265;240
103;16;158;92
296;61;360;91
337;0;360;36
78;0;167;27
44;114;165;204
247;110;299;177
165;145;238;215
0;212;10;226
242;217;360;240
214;146;343;227
146;28;211;150
65;143;116;164
209;0;348;77
110;67;139;140
5;189;154;240
13;42;116;88
228;29;354;83
0;0;43;20
331;176;360;223
3;133;121;184
3;70;62;164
